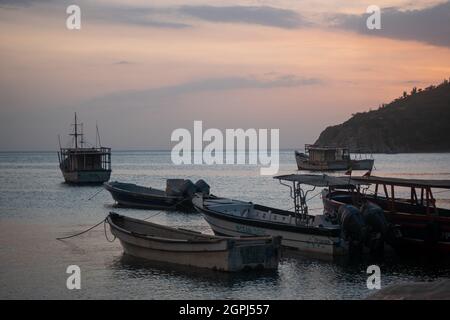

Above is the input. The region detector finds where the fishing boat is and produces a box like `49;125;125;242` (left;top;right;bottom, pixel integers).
104;179;210;211
58;113;111;184
322;175;450;255
295;145;374;171
193;175;384;259
106;212;281;272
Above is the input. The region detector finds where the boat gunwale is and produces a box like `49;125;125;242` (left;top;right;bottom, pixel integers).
104;182;181;200
107;213;276;245
195;199;341;237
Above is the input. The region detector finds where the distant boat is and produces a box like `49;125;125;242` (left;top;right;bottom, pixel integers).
107;212;281;272
295;145;374;171
57;113;111;184
104;179;210;212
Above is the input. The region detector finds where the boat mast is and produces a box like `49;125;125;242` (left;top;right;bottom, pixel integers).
69;112;83;149
96;122;102;148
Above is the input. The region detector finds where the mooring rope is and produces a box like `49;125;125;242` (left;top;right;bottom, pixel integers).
56;217;107;240
56;197;193;240
142;197;192;221
104;219;116;242
87;188;104;201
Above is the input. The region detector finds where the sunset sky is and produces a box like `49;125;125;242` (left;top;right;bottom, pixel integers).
0;0;449;150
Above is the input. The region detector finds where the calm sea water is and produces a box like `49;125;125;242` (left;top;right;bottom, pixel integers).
1;151;450;299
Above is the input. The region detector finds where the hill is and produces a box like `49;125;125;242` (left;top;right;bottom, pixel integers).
315;79;450;153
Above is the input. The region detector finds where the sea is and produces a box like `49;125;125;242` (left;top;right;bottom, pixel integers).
0;151;449;299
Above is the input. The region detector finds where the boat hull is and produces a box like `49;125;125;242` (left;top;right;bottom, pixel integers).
104;182;194;211
61;170;111;184
107;214;280;272
295;152;374;171
193;198;344;259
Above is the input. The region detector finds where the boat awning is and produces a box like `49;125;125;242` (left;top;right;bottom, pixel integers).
352;176;450;189
274;174;365;188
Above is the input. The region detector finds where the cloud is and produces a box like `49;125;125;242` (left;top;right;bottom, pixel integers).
87;74;322;109
0;0;47;7
81;4;308;30
86;6;191;29
334;1;450;47
113;60;134;65
0;2;306;29
179;5;307;29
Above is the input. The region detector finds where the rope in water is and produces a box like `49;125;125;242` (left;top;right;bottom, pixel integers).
56;197;191;240
87;188;105;201
56;218;107;240
104;219;116;242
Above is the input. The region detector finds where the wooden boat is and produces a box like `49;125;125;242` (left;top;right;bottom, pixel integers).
58;113;111;184
106;212;281;272
295;145;374;171
104;179;210;212
322;175;450;255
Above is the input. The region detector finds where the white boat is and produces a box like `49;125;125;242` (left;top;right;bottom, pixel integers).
295;145;374;171
193;174;393;259
192;176;362;259
107;212;281;272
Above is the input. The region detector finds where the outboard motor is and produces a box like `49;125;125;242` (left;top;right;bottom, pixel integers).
194;179;210;196
361;202;388;235
360;202;389;256
179;179;197;199
338;205;366;256
166;179;185;196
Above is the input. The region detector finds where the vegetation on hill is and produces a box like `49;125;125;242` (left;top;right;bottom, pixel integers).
315;79;450;153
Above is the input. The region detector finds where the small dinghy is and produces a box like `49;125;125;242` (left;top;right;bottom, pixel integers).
106;212;281;272
104;179;210;212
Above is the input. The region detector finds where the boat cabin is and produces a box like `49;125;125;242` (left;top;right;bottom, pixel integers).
305;145;350;162
58;147;111;172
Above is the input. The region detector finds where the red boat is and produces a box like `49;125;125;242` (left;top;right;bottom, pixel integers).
322;175;450;256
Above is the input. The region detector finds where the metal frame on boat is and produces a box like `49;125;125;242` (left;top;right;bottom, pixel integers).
322;175;450;255
107;212;281;272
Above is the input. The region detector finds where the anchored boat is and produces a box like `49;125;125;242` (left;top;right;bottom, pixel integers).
323;175;450;255
295;145;374;171
107;212;281;272
193;175;349;259
104;179;210;212
58;113;111;184
193;174;399;259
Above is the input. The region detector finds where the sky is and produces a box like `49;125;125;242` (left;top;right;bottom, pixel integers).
0;0;449;150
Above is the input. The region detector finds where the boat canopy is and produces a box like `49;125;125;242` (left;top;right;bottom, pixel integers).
352;176;450;189
274;174;365;188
